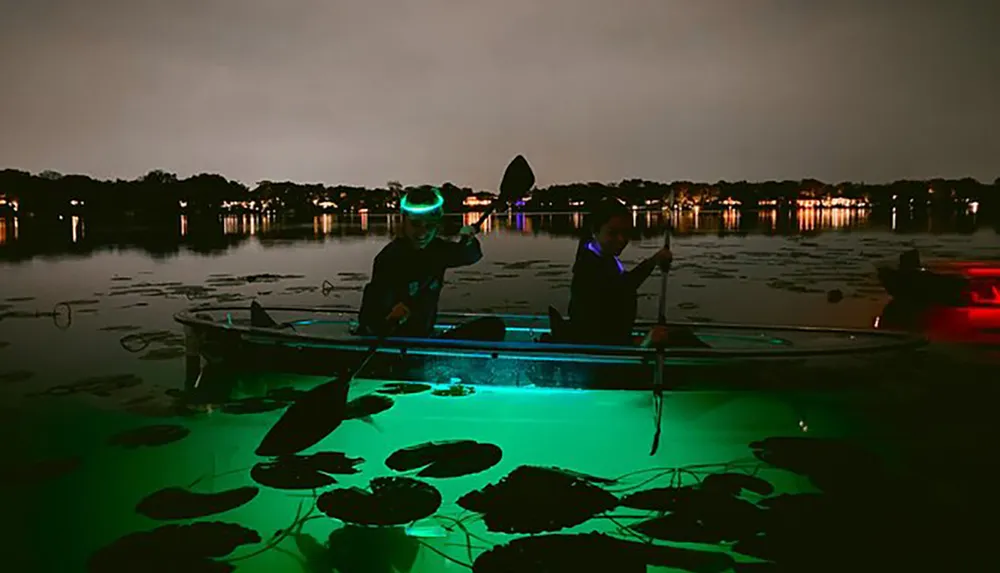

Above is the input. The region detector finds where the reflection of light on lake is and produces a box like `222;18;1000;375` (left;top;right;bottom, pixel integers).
462;212;491;233
315;214;334;235
180;215;188;237
722;207;740;230
0;218;8;245
515;212;526;232
360;211;369;232
796;207;868;231
891;208;897;231
71;215;84;243
222;214;271;235
572;211;583;229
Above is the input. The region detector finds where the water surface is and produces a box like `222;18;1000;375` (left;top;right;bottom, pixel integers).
1;211;996;571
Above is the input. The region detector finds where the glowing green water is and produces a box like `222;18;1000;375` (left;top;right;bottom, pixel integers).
7;367;865;572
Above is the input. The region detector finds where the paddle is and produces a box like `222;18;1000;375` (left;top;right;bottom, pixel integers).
470;154;534;232
255;155;535;458
649;189;675;456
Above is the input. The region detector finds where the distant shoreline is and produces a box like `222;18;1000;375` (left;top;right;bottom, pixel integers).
1;168;996;219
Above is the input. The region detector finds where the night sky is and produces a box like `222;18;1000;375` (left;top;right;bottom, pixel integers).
1;0;998;188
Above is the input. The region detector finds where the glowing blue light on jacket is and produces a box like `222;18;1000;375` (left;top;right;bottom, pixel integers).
585;240;625;274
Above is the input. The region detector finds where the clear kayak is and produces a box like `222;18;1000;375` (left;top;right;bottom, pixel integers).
175;304;926;390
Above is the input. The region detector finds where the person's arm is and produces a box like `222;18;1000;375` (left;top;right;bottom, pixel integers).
622;255;659;291
439;228;483;268
357;254;397;336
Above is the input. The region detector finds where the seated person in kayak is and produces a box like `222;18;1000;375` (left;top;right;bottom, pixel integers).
356;187;504;341
561;197;707;348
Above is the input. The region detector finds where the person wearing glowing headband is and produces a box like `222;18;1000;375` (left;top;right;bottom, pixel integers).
356;187;504;342
562;196;687;348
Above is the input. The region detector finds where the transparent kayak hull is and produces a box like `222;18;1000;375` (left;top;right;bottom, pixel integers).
174;305;927;390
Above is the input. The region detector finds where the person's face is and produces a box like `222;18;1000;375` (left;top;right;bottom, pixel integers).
402;213;441;249
596;215;632;257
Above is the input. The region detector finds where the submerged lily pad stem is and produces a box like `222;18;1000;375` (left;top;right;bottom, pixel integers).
434;514;491;564
415;539;473;570
227;496;314;563
185;464;256;490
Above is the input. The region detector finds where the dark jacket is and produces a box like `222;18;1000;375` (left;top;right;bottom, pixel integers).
357;235;482;337
567;239;656;346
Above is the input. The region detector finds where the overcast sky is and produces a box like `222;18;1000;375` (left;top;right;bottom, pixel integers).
1;0;998;188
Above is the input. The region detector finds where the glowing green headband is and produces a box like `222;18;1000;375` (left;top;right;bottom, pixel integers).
400;188;444;216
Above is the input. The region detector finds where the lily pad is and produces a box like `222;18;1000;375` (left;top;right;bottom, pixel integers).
431;384;475;397
139;347;187;361
700;473;775;497
136;486;259;520
30;374;143;397
108;424;190;448
62;299;101;306
385;440;502;478
250;452;364;490
376;383;432;395
473;533;734;573
99;325;143;332
750;437;884;494
631;513;729;544
0;456;82;486
457;466;618;533
618;485;701;511
316;477;441;526
88;521;260;573
0;370;34;384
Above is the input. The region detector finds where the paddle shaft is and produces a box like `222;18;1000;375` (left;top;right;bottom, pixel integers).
657;234;670;324
657;189;675;325
471;201;503;231
649;190;675;456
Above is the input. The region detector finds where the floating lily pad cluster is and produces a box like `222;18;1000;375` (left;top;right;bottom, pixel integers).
82;352;969;573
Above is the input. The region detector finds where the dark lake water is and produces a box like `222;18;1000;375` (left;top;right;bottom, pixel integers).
1;209;996;572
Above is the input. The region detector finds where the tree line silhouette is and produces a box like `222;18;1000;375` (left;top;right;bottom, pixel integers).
1;168;997;220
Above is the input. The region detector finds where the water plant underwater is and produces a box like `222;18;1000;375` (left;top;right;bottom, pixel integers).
78;371;984;573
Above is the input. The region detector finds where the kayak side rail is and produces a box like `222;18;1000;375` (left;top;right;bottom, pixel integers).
181;304;928;338
174;309;928;360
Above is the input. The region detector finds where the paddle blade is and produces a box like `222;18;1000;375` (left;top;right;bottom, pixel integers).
499;155;535;202
255;377;351;457
250;301;279;328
